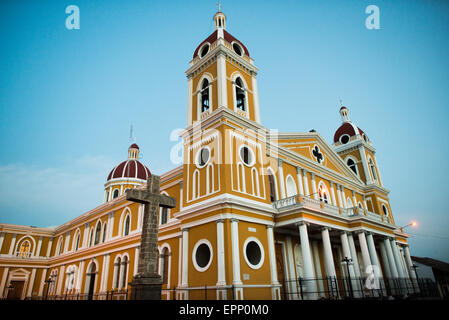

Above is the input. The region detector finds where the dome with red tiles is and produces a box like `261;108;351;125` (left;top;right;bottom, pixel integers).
333;106;368;144
106;144;151;181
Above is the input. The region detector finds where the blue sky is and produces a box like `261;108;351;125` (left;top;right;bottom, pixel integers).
1;0;448;261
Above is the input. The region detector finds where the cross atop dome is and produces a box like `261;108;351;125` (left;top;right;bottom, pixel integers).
213;5;226;31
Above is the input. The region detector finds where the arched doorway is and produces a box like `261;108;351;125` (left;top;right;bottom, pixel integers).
86;263;97;300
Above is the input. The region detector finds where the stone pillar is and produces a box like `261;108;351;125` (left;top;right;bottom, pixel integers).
8;234;17;256
297;222;317;299
216;219;227;299
230;219;243;299
285;236;297;299
366;232;384;295
278;159;286;199
347;233;361;278
35;236;43;258
0;267;9;298
357;231;372;276
0;232;5;253
340;232;359;297
330;182;337;207
38;268;48;297
403;245;419;292
217;52;228;109
181;228;189;299
321;227;338;296
311;173;318;200
26;268;37;298
336;185;343;208
379;241;396;295
296;167;304;195
267;225;280;300
384;238;399;279
302;170;310;197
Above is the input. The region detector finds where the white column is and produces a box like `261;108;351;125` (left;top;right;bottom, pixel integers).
311;173;318;200
56;265;65;295
34;236;43;258
137;204;142;231
311;240;325;297
285;236;297;299
366;233;382;275
45;239;53;258
217;52;228;109
296;167;304;195
76;260;85;293
64;232;70;253
341;232;360;297
26;268;37;297
8;234;17;256
82;223;89;248
302;170;310;197
340;186;348;208
187;75;193;125
347;233;361;278
391;241;406;278
352;191;358;210
0;267;9;298
372;154;383;186
251;72;261;123
216;220;226;287
357;231;372;276
0;232;5;253
134;248;139;276
181;228;189;299
38;268;48;297
297;222;317;299
179;181;184;211
278;159;286;199
101;254;110;292
267;225;280;300
379;241;392;278
230;219;243;299
359;145;372;184
321;228;337;278
330;182;337;206
403;245;419;292
384;238;399;279
108;212;114;241
336;184;343;208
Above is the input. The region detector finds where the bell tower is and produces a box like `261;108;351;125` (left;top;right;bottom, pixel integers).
186;9;261;126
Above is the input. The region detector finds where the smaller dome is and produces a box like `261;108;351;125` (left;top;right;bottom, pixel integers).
129;143;139;150
333;122;365;143
107;160;151;181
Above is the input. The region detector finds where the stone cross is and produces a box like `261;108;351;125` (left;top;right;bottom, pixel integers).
126;175;176;299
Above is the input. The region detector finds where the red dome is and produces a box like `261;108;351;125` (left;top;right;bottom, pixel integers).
333;122;365;143
107;159;151;181
193;30;250;59
129;143;139;150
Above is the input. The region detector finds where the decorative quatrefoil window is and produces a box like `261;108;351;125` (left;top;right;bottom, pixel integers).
312;145;324;164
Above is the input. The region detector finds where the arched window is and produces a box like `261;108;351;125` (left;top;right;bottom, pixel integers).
114;257;121;289
18;240;31;258
75;233;80;251
318;184;329;204
382;204;389;217
113;189;119;199
161;207;168;225
268;173;277;202
120;256;128;289
160;248;169;285
57;237;64;255
206;163;214;194
193;169;200;199
89;228;94;247
235;77;246;111
200;79;210;113
347;158;358;175
123;215;130;236
94;221;101;245
102;223;107;243
369;158;377;181
251;167;260;197
237;162;246;192
285;175;297;197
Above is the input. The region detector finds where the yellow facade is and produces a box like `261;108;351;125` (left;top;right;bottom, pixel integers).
0;10;417;301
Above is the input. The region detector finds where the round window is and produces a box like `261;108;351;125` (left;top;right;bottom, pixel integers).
232;42;243;56
243;237;264;269
192;240;213;272
340;134;350;144
239;146;254;166
200;43;210;58
196;147;210;168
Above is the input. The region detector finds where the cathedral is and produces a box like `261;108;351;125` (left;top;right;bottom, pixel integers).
0;10;420;300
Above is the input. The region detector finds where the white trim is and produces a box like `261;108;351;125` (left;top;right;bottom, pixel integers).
192;239;213;272
242;236;265;270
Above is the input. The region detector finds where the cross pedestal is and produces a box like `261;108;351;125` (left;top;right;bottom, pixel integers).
126;175;176;300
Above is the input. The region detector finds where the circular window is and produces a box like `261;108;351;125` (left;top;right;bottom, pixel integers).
196;147;210;168
239;146;254;166
200;43;210;58
192;240;213;272
243;237;264;269
340;134;350;144
232;42;243;56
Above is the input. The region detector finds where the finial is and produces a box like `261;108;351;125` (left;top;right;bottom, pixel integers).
129;124;136;144
217;1;222;12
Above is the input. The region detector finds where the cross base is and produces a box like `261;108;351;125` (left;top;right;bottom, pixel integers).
130;273;162;300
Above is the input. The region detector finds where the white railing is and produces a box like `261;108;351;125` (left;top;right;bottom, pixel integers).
273;195;385;223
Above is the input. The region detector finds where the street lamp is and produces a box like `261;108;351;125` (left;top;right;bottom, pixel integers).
341;257;354;299
398;221;418;232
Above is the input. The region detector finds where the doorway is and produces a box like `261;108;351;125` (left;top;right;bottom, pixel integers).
275;243;286;299
7;281;25;300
